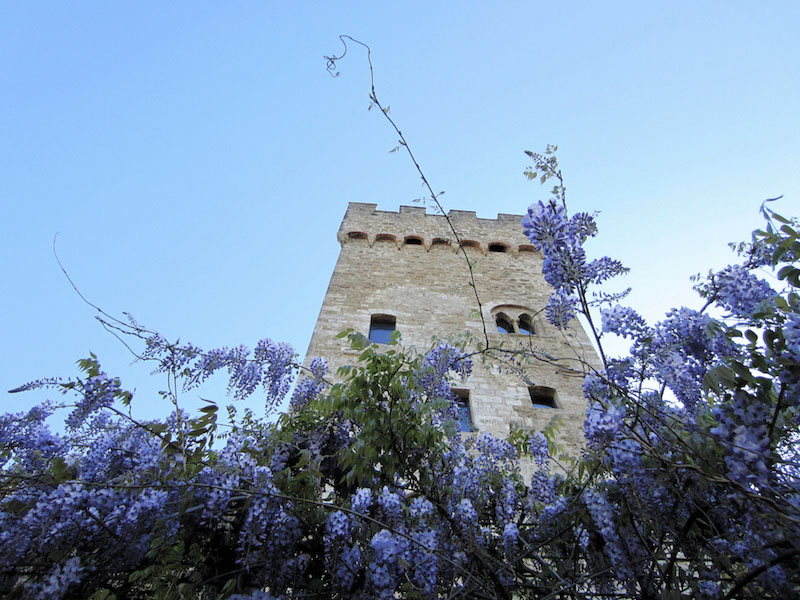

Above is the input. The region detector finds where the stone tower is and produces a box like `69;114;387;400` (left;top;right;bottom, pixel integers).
303;202;600;454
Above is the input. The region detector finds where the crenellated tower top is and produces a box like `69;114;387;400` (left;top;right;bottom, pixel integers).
337;202;538;256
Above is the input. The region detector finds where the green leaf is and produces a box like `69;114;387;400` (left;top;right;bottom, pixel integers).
777;265;796;281
763;329;778;351
88;590;117;600
148;423;168;435
772;212;792;224
51;456;72;482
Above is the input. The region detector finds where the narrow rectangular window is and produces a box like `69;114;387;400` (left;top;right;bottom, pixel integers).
369;315;396;344
453;389;475;432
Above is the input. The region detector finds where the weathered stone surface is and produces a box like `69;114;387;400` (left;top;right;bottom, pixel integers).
302;202;601;458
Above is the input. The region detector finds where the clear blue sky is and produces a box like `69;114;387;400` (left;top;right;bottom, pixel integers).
2;2;798;419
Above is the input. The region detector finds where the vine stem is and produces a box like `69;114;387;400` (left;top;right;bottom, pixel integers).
325;35;490;351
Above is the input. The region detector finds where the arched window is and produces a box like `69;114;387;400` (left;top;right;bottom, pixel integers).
347;231;368;240
460;240;481;252
518;314;535;335
495;313;513;334
404;236;423;246
529;386;557;408
488;243;508;253
369;315;396;344
430;238;450;249
374;234;396;244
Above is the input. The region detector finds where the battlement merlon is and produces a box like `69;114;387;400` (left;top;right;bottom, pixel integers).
336;202;534;248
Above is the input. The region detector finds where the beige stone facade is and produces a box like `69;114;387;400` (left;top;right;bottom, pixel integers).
302;202;601;457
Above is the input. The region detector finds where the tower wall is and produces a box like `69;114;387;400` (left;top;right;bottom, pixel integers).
303;202;600;456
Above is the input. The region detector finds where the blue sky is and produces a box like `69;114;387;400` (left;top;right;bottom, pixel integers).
2;2;798;419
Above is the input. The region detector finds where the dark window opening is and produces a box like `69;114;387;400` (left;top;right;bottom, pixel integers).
495;313;513;334
430;238;449;248
488;243;507;253
404;236;423;245
369;315;396;344
453;389;475;432
348;231;368;240
529;386;557;409
518;314;535;335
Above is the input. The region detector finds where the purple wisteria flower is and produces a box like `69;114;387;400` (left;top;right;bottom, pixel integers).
583;489;633;580
289;357;327;411
713;265;775;318
27;556;84;599
66;372;121;430
601;305;650;340
522;200;569;252
545;289;578;328
584;402;625;448
416;342;472;402
144;334;298;410
784;312;800;362
453;498;478;531
351;487;373;515
376;486;404;526
711;389;771;487
528;431;549;466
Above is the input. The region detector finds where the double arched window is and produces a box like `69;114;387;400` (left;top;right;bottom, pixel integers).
492;306;538;335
